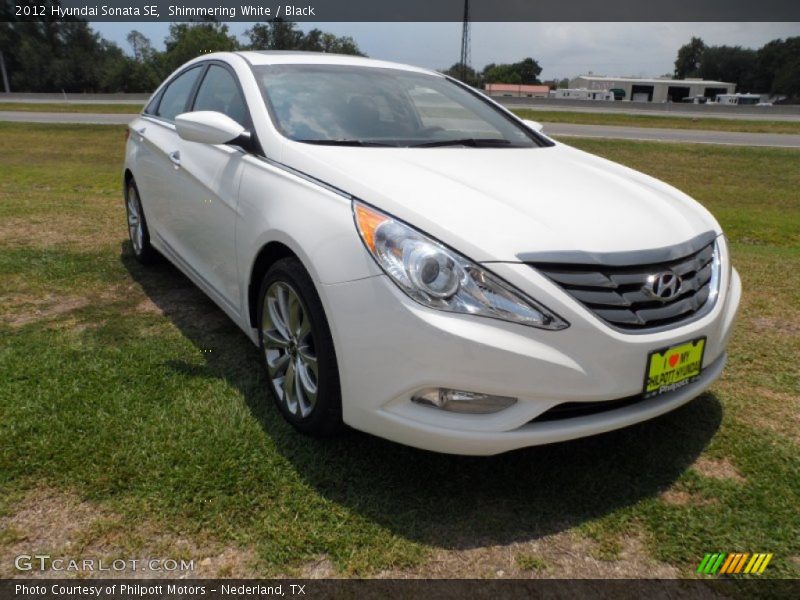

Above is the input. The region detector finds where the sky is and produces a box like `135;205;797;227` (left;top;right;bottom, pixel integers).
91;22;800;80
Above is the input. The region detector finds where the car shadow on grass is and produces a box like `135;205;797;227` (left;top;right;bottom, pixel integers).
123;245;723;551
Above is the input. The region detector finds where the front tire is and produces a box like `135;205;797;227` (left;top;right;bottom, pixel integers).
257;257;343;436
125;179;158;264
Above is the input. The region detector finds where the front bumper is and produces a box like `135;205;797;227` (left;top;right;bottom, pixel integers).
318;254;741;455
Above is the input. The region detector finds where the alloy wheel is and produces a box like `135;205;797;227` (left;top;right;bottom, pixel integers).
262;281;319;418
126;187;144;255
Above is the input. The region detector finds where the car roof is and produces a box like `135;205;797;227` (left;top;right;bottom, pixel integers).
234;51;438;76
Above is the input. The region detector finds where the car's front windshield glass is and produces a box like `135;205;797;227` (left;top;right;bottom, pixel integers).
253;64;544;148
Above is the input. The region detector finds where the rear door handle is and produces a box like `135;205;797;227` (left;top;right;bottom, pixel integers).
169;150;181;167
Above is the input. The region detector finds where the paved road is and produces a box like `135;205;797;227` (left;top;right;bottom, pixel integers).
0;93;150;103
498;97;800;121
502;103;800;122
543;122;800;148
6;94;799;120
0;111;138;125
0;99;146;105
2;110;800;148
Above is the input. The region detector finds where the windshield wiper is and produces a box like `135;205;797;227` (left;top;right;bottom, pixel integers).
411;138;515;148
296;139;396;147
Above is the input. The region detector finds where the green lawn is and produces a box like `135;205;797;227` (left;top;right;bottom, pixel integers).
511;108;800;135
1;123;798;578
0;102;143;114
2;101;800;136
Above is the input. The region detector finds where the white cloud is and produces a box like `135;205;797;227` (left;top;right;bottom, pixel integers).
91;21;799;79
467;22;800;79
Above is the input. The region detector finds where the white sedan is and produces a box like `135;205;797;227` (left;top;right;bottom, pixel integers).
123;51;741;455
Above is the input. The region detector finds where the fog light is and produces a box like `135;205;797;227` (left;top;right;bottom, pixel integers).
411;388;517;414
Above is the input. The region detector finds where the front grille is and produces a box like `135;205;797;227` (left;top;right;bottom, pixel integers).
530;242;716;330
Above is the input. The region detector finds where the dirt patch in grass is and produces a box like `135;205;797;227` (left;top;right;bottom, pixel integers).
716;374;800;447
194;548;261;579
0;210;122;251
659;490;694;506
377;531;679;579
746;388;800;445
0;488;260;579
297;556;337;579
3;294;91;328
750;315;800;337
659;488;718;507
691;457;746;483
2;283;138;328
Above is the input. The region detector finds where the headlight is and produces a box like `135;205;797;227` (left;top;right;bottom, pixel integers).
708;235;729;301
353;201;568;330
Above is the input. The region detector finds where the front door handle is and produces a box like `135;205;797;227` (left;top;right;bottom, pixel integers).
169;150;181;168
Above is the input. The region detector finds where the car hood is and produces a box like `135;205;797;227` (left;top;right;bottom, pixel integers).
279;141;721;263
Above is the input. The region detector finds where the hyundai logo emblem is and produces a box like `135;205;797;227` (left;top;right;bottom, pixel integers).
643;271;682;302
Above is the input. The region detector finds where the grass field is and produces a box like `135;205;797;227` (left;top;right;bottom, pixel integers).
511;108;800;135
0;123;798;579
2;101;800;135
0;102;144;114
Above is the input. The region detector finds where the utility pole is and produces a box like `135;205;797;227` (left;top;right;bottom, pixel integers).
459;0;470;82
0;51;10;94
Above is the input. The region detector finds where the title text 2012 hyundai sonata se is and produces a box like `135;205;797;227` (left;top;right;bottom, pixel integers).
123;52;741;455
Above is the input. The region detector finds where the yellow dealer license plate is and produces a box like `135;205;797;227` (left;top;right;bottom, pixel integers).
644;337;706;398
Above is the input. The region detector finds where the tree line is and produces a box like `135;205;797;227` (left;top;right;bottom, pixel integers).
441;58;544;88
673;36;799;100
2;8;798;102
0;15;364;93
442;36;799;102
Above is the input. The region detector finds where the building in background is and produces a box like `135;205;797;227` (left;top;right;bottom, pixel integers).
484;83;550;98
570;75;736;102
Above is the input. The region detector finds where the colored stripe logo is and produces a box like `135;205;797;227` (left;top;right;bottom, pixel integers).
697;552;773;575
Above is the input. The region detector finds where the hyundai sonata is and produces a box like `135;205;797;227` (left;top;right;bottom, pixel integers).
123;52;741;455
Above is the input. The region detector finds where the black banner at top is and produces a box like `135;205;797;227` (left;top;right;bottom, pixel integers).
5;0;800;22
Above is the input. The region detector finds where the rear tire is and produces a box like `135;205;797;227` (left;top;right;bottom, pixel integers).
257;257;344;436
125;179;159;265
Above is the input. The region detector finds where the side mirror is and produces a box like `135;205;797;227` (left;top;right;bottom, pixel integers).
523;119;544;133
175;111;247;145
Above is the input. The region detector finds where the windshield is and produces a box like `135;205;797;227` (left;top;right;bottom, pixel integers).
253;65;546;148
